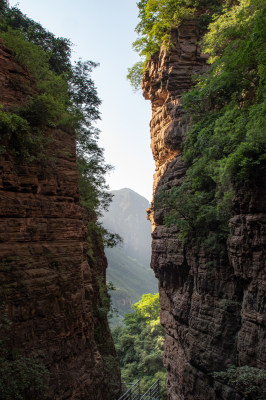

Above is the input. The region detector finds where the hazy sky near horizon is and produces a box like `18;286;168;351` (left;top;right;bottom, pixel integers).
8;0;154;202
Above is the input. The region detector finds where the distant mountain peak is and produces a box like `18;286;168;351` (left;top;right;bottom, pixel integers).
110;188;150;204
102;187;152;267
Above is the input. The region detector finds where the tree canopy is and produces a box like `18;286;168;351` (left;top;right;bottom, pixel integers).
112;293;167;398
0;0;114;218
127;0;223;89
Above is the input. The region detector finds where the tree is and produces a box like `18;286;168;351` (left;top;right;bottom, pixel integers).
0;2;114;216
113;294;167;398
127;0;223;89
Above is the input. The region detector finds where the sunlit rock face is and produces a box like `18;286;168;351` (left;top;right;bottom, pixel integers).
0;40;120;400
143;22;266;400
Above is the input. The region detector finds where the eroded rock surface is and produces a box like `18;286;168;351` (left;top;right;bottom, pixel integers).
0;41;120;399
144;23;266;399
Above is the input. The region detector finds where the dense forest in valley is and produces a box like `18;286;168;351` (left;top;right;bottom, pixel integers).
112;294;167;398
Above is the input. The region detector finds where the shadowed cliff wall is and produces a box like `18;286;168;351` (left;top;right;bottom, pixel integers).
144;21;266;400
0;40;120;400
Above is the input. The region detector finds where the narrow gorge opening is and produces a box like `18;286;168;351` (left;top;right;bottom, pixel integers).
0;1;265;400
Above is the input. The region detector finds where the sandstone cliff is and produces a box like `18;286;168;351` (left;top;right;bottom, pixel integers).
144;22;266;399
0;40;120;399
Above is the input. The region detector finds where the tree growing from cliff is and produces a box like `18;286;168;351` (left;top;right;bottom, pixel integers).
127;0;223;89
0;1;115;219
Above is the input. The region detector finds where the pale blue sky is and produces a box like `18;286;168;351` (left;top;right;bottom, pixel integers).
9;0;154;201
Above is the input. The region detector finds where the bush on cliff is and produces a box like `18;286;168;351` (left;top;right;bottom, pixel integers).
213;365;266;399
0;0;112;216
0;305;49;400
127;0;223;89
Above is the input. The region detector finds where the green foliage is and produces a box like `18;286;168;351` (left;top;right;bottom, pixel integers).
155;182;232;249
213;365;266;399
113;294;166;398
0;356;49;400
77;140;112;215
133;293;161;322
95;277;119;322
69;60;101;124
0;304;49;400
0;108;30;157
128;0;223;89
20;94;67;128
0;27;70;161
183;0;266;110
1;28;69;99
126;61;144;91
134;0;195;58
0;2;114;216
0;23;70;159
97;277;112;317
155;0;266;245
0;1;71;74
87;221;122;249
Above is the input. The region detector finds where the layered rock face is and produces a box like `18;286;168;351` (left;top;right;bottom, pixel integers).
143;22;266;399
0;41;120;399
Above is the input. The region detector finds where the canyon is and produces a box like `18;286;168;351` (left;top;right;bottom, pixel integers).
144;20;266;400
1;2;265;399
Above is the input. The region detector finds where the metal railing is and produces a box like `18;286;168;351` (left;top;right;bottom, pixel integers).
118;380;141;400
118;379;160;400
140;380;160;400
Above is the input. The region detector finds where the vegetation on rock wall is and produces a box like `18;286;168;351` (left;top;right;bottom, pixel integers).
213;365;266;399
0;1;120;397
0;304;49;400
129;0;266;250
113;294;167;398
0;0;112;216
129;0;266;397
127;0;223;89
155;0;266;248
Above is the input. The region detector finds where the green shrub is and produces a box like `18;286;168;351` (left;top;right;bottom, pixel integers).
0;108;32;159
0;356;49;400
213;365;266;400
0;2;113;215
0;305;49;400
128;0;223;89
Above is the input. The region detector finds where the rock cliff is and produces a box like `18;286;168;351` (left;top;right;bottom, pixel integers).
143;22;266;399
0;40;120;399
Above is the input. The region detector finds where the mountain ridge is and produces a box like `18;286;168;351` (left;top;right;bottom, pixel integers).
102;188;157;325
